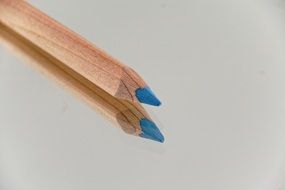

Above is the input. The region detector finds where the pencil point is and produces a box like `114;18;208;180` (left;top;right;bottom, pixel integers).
139;118;164;143
136;87;161;106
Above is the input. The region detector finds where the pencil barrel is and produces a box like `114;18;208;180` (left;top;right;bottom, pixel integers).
0;0;146;102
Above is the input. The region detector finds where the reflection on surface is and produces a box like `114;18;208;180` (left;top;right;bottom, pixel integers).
0;23;152;137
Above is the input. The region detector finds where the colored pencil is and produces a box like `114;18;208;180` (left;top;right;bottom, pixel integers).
0;0;161;106
0;22;164;142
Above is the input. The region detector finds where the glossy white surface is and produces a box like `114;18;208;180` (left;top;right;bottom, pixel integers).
1;0;285;189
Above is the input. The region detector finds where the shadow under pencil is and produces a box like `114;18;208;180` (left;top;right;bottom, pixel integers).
0;23;164;143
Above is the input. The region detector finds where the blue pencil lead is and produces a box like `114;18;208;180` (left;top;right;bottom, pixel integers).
135;87;161;106
139;118;164;143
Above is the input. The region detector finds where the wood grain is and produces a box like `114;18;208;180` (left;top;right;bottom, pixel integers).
0;22;152;136
0;0;148;103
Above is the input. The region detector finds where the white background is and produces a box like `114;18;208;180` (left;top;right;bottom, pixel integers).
1;0;285;189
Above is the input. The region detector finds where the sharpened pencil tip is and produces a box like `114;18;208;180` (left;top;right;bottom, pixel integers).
136;87;161;106
139;118;164;143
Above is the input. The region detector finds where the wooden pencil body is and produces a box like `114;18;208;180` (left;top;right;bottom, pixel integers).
0;0;146;103
0;22;151;136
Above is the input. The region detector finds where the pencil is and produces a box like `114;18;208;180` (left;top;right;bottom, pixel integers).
0;0;161;106
0;22;164;142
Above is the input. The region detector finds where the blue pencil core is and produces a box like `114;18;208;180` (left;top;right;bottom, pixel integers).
139;118;164;143
135;87;161;106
